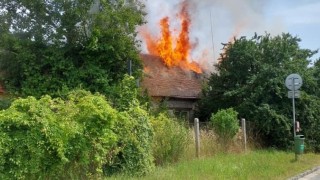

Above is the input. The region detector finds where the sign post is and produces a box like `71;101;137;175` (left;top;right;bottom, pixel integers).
286;74;303;160
285;73;302;137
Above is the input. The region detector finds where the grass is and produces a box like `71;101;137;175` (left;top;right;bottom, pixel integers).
108;150;320;180
106;128;320;180
182;128;246;161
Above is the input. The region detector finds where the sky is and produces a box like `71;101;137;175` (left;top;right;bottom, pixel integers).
137;0;320;67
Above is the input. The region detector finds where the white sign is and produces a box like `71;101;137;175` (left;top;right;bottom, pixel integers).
285;74;302;91
288;90;300;98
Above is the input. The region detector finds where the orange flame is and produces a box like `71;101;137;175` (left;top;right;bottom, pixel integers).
141;1;202;73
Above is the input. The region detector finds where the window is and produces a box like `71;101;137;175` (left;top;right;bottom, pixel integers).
174;110;189;121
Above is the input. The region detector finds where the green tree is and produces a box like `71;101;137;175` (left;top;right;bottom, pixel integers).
313;60;320;97
198;33;320;149
0;0;145;97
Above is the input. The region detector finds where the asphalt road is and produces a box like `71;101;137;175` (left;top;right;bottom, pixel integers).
298;169;320;180
289;167;320;180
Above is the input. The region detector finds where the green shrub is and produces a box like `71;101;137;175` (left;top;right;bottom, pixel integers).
0;96;74;179
0;96;13;110
210;108;240;150
151;113;189;166
0;90;118;179
107;75;150;112
105;106;154;176
102;75;154;176
66;90;118;176
0;90;156;178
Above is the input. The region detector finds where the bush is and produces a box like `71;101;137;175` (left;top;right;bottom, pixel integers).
151;113;189;166
65;90;118;177
107;75;150;112
102;75;155;176
0;97;12;110
0;96;76;179
210;108;240;150
0;90;156;178
104;106;154;176
0;90;117;179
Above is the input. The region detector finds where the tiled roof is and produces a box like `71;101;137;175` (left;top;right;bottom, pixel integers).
140;54;203;99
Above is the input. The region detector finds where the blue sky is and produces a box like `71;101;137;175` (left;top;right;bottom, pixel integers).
266;0;320;58
139;0;320;65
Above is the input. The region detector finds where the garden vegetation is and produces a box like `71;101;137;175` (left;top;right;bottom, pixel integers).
0;0;320;179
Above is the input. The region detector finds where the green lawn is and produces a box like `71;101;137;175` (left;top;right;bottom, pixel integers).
109;150;320;180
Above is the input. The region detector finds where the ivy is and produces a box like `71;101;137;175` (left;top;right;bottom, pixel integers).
0;90;154;178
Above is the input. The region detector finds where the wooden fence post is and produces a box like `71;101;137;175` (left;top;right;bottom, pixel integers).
241;118;247;153
194;118;200;158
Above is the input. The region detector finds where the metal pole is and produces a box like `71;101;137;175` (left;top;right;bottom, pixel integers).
129;60;132;76
292;78;298;161
292;78;296;137
194;118;200;158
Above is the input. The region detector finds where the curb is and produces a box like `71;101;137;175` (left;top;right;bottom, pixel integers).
288;166;320;180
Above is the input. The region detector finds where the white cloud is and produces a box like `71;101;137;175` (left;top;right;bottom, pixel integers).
271;1;320;25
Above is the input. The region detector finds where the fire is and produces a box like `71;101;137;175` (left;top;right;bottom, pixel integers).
141;1;202;73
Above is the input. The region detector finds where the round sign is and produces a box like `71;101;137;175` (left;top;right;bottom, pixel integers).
285;74;302;90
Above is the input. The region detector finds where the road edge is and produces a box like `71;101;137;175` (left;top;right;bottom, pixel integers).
288;166;320;180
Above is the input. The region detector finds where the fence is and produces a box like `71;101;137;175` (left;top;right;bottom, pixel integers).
189;118;260;158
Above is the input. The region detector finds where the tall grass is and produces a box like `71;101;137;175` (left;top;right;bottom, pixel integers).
150;114;189;166
107;124;320;179
109;150;320;180
182;127;249;161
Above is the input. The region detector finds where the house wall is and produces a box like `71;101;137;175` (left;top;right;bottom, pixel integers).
151;96;198;122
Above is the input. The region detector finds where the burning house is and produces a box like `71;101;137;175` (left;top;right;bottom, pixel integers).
139;1;206;121
140;54;203;121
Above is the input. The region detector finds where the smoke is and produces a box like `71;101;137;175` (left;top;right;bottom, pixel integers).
138;0;285;69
